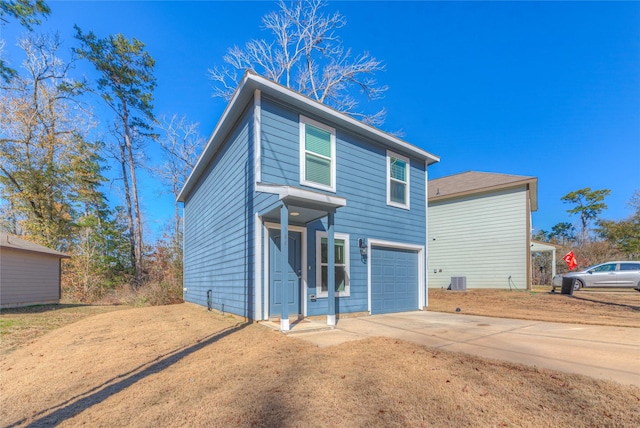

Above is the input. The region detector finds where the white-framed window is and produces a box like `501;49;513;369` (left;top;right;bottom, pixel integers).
386;150;410;209
300;116;336;192
315;231;350;297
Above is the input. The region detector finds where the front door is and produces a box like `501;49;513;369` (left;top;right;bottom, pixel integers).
269;229;302;317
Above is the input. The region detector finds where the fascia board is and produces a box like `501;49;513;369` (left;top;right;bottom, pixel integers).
429;178;538;205
179;72;440;202
177;73;254;202
253;75;440;165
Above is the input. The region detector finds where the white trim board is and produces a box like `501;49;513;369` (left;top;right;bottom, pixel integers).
253;89;261;185
254;213;262;320
424;161;429;307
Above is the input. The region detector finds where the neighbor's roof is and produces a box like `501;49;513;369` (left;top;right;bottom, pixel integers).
428;171;538;211
178;71;440;202
0;233;70;258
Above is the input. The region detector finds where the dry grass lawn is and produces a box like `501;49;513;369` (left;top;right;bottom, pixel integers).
0;304;128;356
428;287;640;328
1;302;639;427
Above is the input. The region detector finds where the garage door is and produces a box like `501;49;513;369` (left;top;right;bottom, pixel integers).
371;246;419;314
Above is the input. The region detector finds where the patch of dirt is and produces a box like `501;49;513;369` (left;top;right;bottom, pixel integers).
427;287;640;327
1;303;639;427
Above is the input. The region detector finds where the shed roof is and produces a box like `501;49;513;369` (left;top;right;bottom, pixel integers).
177;71;440;202
429;171;538;211
530;240;560;252
0;233;70;258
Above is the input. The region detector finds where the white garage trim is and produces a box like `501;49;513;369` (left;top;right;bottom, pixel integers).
367;239;425;313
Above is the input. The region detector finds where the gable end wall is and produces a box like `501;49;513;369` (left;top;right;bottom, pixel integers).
428;187;528;289
182;104;255;317
0;248;61;307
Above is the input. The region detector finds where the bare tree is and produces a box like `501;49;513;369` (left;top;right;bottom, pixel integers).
209;0;387;126
0;0;50;82
0;33;94;249
155;114;204;248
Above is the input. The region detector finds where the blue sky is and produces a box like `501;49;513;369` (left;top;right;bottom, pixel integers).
2;1;639;239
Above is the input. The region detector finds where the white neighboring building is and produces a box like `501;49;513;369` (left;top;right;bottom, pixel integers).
428;171;538;290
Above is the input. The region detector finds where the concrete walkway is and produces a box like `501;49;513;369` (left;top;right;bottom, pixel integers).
293;311;640;387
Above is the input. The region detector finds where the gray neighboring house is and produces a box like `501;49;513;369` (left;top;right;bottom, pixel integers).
428;171;538;290
0;233;70;308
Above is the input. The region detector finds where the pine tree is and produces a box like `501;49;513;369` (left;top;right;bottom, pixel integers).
74;27;157;286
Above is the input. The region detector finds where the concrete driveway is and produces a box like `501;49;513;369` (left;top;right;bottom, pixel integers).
294;311;640;387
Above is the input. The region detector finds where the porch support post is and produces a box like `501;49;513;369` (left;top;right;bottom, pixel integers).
280;203;290;331
551;249;556;280
327;212;336;326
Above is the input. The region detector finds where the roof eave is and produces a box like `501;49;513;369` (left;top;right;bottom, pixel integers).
178;72;440;202
0;243;71;258
177;73;256;202
429;178;539;205
252;75;440;164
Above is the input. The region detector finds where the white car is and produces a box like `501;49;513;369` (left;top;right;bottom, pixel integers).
552;261;640;291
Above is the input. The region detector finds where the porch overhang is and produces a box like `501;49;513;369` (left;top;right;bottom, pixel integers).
257;184;344;331
257;183;347;224
531;240;559;280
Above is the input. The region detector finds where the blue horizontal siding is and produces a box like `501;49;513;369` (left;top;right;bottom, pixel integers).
185;93;428;318
259;96;426;316
183;104;255;318
261;97;299;186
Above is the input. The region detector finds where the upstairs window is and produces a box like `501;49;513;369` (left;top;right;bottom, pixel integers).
387;150;410;209
300;116;336;192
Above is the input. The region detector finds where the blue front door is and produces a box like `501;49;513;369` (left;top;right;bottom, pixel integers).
269;229;302;316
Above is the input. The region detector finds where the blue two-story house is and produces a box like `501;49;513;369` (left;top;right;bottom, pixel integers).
178;72;440;331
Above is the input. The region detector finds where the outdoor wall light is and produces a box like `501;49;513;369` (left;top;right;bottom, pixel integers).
290;211;300;217
358;238;367;261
